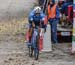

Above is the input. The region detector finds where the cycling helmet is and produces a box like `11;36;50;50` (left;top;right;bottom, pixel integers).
34;6;41;14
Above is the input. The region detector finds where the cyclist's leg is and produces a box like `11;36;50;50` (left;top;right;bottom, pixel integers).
27;28;33;48
29;30;34;57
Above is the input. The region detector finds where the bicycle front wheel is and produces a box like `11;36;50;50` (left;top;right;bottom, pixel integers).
29;46;33;57
34;35;39;60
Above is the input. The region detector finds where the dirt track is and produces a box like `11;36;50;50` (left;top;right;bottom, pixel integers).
0;38;75;65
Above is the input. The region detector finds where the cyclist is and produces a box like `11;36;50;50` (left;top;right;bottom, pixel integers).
28;6;46;60
28;6;46;44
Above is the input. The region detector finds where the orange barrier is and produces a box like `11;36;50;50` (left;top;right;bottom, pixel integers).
39;34;43;51
44;16;48;25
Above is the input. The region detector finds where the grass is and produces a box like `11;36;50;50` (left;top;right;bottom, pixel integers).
0;18;28;42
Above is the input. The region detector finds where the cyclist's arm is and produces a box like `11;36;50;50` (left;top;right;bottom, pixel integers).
41;17;47;32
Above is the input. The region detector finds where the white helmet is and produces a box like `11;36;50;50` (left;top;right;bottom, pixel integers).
34;6;41;14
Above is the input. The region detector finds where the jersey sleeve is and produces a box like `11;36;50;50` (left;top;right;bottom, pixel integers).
40;12;45;21
28;10;34;21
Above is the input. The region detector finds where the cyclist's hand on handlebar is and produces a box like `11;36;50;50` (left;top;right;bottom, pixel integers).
32;22;35;28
